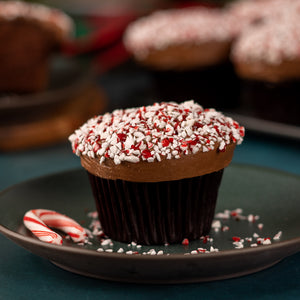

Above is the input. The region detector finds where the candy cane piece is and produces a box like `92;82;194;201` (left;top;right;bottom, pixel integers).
23;209;87;245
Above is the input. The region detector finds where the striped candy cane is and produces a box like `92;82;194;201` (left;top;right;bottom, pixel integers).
23;209;87;245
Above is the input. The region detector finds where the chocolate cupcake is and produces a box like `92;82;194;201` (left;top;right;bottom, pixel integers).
123;7;239;110
69;100;244;245
0;1;73;93
231;4;300;125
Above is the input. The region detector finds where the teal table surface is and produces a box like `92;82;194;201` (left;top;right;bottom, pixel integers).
0;132;300;299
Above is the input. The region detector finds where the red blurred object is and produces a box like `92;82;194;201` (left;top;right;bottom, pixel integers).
62;2;220;73
93;40;130;72
63;14;137;73
64;14;136;55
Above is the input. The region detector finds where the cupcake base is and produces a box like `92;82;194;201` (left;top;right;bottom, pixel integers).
87;169;224;245
150;62;239;110
240;79;300;126
0;61;48;93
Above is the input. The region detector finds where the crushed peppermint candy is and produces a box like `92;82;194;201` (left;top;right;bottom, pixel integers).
232;236;241;242
258;223;264;230
212;220;222;232
226;0;300;30
124;7;237;59
273;231;282;241
24;205;283;256
222;225;230;232
231;5;300;65
69;100;244;165
182;238;189;246
53;207;282;256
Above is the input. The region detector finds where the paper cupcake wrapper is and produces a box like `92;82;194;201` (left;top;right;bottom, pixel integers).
87;169;224;245
240;79;300;126
150;62;239;110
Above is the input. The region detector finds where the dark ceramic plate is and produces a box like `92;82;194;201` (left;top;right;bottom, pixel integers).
0;165;300;284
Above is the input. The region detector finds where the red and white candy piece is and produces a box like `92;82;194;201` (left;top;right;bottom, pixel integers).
23;209;87;245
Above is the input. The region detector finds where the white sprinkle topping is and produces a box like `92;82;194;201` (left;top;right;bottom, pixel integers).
215;212;230;219
101;239;112;246
69;100;244;165
148;249;156;255
222;225;229;232
88;208;283;255
233;243;244;249
247;214;255;222
258;223;264;230
212;220;221;230
231;1;300;65
263;239;272;245
273;231;282;241
124;7;236;59
210;246;219;252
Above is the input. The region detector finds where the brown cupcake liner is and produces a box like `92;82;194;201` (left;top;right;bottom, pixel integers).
240;79;300;126
150;62;239;110
87;169;224;245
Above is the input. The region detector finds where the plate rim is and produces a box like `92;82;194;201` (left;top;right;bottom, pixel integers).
1;222;300;261
1;163;300;261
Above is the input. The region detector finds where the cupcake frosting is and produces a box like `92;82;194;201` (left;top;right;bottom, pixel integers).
0;1;74;39
69;100;244;182
226;0;300;31
232;15;300;66
231;3;300;82
124;7;236;60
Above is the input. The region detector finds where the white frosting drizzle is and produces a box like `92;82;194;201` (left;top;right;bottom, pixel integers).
124;7;237;59
0;1;73;36
69;100;244;165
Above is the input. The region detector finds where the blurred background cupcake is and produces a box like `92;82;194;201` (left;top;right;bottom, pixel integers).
123;5;240;110
2;0;299;151
0;0;74;93
0;0;107;151
225;0;288;32
230;0;300;126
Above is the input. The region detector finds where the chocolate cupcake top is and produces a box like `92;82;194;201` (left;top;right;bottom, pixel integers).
0;1;73;42
69;101;244;182
124;7;236;61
